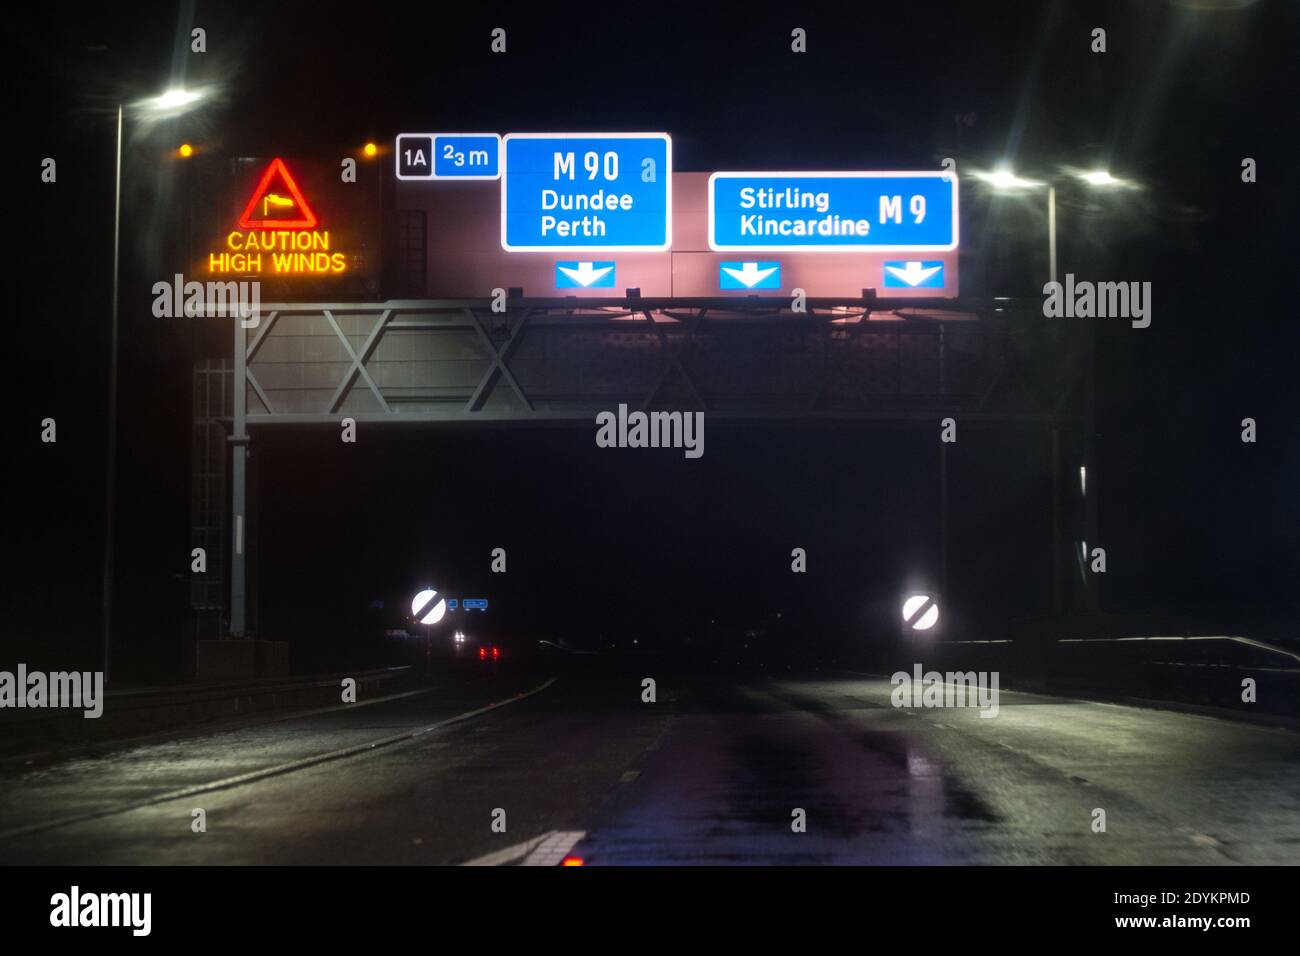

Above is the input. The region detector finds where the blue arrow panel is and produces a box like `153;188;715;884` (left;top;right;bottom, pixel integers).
883;260;946;288
555;261;617;289
719;261;782;290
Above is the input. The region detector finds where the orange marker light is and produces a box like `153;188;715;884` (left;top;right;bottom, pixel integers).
363;142;378;158
178;144;194;158
561;856;585;866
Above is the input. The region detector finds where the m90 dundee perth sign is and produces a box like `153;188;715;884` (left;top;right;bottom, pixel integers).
500;133;672;251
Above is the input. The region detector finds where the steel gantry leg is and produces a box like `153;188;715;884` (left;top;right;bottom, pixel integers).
229;315;249;637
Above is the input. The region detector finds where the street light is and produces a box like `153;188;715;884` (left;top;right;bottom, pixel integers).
973;164;1136;283
1069;168;1136;190
974;161;1133;618
1079;170;1117;186
103;86;210;681
139;87;205;113
972;166;1044;190
973;166;1055;280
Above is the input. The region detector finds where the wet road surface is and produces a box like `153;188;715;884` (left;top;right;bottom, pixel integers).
1;672;1297;864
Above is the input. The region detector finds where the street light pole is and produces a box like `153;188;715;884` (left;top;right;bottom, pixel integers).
101;88;210;679
1047;184;1057;285
102;104;123;682
974;165;1133;619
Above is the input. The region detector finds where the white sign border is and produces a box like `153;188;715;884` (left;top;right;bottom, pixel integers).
708;170;959;253
395;132;503;181
500;132;673;253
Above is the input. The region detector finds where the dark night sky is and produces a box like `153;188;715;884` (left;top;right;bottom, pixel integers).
8;1;1298;678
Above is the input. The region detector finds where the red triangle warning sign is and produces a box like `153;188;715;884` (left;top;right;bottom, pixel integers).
238;158;318;229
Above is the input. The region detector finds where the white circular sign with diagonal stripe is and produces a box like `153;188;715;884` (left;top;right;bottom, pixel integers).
412;588;447;626
902;593;939;631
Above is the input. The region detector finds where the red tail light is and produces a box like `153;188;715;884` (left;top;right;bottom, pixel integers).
479;647;486;660
492;646;501;660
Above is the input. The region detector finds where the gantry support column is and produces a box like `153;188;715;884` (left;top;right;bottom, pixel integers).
229;315;248;637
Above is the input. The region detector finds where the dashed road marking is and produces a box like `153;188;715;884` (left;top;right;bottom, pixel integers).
462;833;552;866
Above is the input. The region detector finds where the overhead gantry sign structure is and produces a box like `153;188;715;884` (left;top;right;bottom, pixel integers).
189;141;1092;639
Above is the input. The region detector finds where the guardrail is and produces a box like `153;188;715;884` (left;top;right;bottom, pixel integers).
906;624;1300;719
1044;634;1300;718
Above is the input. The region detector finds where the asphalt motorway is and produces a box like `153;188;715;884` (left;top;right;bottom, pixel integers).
1;670;1298;865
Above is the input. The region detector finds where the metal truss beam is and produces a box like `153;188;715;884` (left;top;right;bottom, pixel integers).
324;308;392;414
232;295;1081;429
464;308;533;413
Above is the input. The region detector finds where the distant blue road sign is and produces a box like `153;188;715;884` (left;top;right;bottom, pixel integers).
556;261;616;288
719;261;781;290
502;133;672;251
709;171;958;252
883;260;946;289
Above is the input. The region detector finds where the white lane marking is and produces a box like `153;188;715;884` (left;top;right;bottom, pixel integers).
522;830;586;866
620;770;641;783
462;832;553;867
0;677;560;841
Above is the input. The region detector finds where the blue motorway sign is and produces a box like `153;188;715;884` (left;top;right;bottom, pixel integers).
719;261;781;290
709;171;958;252
434;134;500;179
443;598;489;611
396;133;501;180
502;133;671;251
